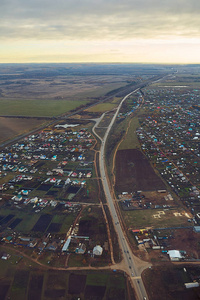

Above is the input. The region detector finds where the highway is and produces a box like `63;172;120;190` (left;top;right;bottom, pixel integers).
97;88;148;300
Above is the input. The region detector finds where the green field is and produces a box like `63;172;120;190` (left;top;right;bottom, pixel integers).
86;273;109;286
0;205;77;234
87;102;117;113
119;117;140;150
122;208;190;229
0;99;90;117
0;257;129;300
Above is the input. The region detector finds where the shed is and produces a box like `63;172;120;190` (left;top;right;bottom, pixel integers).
75;243;86;254
62;237;71;252
185;282;200;289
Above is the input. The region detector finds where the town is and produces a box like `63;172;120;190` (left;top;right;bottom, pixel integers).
0;64;200;300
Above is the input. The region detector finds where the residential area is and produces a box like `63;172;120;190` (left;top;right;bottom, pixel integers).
0;122;110;267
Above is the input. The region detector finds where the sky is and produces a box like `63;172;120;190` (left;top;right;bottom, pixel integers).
1;0;200;64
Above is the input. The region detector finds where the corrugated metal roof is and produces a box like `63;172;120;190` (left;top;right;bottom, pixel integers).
62;237;71;252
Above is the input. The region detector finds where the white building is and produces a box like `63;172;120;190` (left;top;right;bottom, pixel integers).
167;250;182;261
93;245;103;256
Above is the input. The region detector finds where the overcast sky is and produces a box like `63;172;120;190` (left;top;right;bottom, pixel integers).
1;0;200;63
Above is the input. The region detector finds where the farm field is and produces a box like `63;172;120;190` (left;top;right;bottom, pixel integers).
118;117;141;150
115;149;166;193
86;102;117;113
0;117;45;143
0;73;129;101
0;205;79;235
0;99;90;117
0;256;131;300
150;73;200;88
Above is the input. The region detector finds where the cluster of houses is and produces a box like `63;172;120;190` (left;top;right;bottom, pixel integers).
119;191;174;210
132;228;195;261
0;124;94;204
1;232;103;258
0;124;94;175
136;87;200;223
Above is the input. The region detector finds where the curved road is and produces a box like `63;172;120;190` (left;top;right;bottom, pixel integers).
95;88;148;300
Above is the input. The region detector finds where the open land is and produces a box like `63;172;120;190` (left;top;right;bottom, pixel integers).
115;149;166;193
0;117;45;143
0;99;90;117
143;265;200;300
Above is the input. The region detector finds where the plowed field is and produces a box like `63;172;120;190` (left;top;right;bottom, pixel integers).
115;149;165;192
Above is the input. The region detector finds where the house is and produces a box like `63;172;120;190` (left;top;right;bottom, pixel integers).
93;245;103;256
22;190;29;196
75;243;86;254
86;172;92;178
5;236;12;243
12;194;23;201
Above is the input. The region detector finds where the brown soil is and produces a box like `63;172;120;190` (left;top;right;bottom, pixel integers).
115;149;166;193
142;264;200;300
0;117;44;143
169;228;200;259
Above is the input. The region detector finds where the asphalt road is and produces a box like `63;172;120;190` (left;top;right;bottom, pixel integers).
98;88;148;300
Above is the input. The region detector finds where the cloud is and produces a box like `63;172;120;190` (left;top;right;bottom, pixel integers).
1;0;200;41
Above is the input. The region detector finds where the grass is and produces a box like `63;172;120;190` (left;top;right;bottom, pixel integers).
0;173;16;185
60;213;77;233
46;271;68;289
109;274;125;289
15;213;40;232
9;270;29;300
121;208;190;229
0;99;90;117
0;256;128;300
86;273;109;286
68;253;88;267
111;97;123;104
76;82;128;99
118;117;140;150
87;102;117;113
